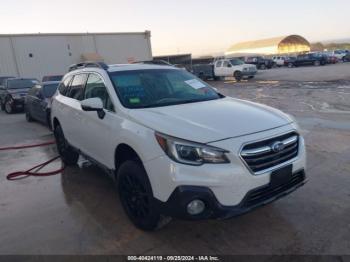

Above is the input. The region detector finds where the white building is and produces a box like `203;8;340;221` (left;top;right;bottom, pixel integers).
0;31;152;80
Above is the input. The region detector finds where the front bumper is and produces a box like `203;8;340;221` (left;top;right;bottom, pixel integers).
155;169;306;220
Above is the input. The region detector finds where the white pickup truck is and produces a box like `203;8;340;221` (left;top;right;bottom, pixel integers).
214;58;257;81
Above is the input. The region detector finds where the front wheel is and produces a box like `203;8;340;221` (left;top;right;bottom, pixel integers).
314;60;320;66
4;98;14;114
54;124;79;166
234;71;242;82
25;109;33;122
117;160;170;231
288;63;293;68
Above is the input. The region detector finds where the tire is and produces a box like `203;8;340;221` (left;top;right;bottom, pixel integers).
54;124;79;166
314;60;320;66
4;98;14;114
288;63;293;68
233;71;242;82
117;160;170;231
260;64;266;70
25;109;33;122
47;112;52;130
0;100;4;111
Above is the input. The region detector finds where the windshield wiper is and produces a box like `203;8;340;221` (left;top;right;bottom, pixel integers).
136;97;220;108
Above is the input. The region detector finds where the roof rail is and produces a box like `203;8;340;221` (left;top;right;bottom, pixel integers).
68;61;109;72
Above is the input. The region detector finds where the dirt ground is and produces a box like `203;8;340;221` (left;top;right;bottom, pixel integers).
0;66;349;255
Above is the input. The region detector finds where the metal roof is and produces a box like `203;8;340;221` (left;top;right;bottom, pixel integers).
0;31;150;38
227;35;310;53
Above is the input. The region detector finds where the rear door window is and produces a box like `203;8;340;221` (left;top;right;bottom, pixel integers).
58;76;73;96
67;74;87;100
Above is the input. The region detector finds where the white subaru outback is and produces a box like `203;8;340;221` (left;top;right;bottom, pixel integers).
51;62;307;230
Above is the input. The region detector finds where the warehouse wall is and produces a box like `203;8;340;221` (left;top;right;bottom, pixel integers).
0;32;152;80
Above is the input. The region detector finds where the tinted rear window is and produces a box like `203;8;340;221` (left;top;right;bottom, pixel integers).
43;83;59;97
7;79;36;89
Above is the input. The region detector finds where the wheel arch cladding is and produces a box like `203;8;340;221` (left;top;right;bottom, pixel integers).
115;143;143;174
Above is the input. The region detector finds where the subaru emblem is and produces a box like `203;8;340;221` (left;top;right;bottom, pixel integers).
271;141;285;152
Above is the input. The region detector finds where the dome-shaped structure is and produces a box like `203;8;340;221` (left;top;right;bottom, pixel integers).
225;35;310;56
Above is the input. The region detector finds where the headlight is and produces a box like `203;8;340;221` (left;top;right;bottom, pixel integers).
11;94;22;99
155;132;230;165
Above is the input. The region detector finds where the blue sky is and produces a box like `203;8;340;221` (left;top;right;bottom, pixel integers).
0;0;349;55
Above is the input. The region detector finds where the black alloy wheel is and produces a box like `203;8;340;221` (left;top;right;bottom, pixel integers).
117;160;169;231
54;124;79;165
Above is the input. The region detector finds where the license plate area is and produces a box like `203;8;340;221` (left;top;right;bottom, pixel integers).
270;164;293;188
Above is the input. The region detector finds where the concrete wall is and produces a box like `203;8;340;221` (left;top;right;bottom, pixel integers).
0;32;152;80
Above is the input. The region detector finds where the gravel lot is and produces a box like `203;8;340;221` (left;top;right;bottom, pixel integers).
0;64;349;255
254;62;350;82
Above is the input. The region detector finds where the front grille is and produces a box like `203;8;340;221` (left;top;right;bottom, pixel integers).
243;170;305;207
241;132;299;174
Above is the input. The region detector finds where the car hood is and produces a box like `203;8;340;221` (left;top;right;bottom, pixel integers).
128;97;293;143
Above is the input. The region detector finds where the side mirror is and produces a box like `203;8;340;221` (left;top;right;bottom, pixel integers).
81;98;105;119
227;64;232;68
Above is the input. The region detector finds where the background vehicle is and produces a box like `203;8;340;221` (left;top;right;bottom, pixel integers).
191;64;218;80
42;75;63;82
0;76;15;85
272;56;288;66
0;78;37;113
343;53;350;62
284;56;297;67
288;53;327;67
327;50;347;61
214;58;257;81
134;60;173;66
243;56;275;69
25;81;60;127
51;62;306;230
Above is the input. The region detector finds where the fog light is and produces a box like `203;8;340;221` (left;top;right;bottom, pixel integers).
187;199;205;215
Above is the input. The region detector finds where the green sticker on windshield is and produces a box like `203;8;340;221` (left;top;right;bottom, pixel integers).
129;97;141;104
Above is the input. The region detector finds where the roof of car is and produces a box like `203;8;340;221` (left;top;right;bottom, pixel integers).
41;81;61;85
107;63;177;72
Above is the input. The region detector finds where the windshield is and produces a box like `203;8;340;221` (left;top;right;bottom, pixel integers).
43;83;59;97
230;59;244;65
7;79;37;89
109;69;221;108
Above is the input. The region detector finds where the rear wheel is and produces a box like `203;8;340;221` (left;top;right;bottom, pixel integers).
54;124;79;166
314;60;320;66
233;71;242;82
288;63;293;68
117;160;170;231
260;64;266;70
